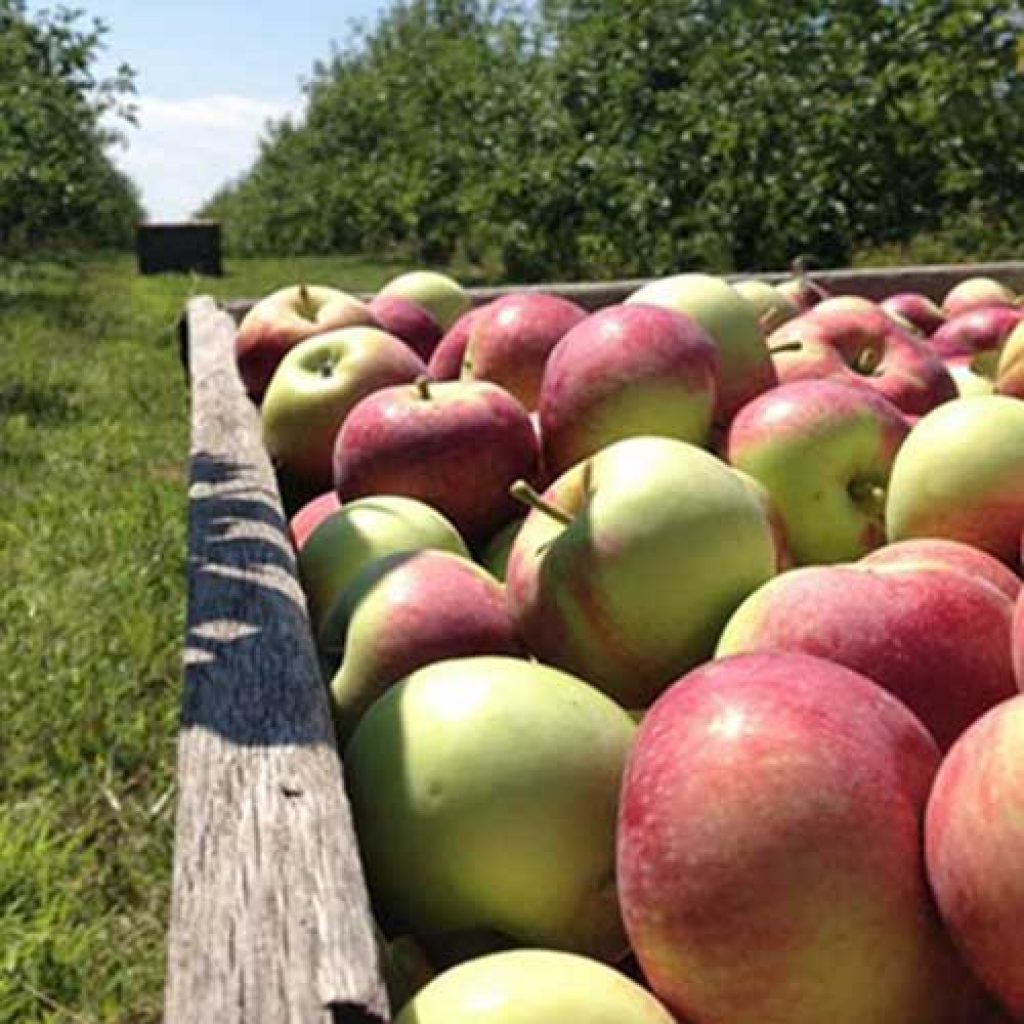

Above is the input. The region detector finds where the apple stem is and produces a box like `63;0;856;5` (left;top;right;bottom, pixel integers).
415;375;432;400
298;283;315;320
767;340;803;356
509;480;575;527
852;348;881;375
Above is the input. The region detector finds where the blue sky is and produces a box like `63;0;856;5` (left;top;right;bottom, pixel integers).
27;0;392;219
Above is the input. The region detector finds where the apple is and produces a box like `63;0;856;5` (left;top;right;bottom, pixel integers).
618;651;982;1024
775;260;831;311
427;305;487;380
460;292;587;410
288;490;341;552
767;297;957;417
947;357;997;398
942;276;1018;318
392;949;675;1024
333;377;540;546
260;327;426;495
996;320;1024;399
1015;588;1024;688
733;278;800;334
367;293;443;361
297;494;469;630
234;284;376;402
859;538;1021;602
732;468;793;572
625;273;776;424
715;558;1019;750
926;695;1024;1019
725;379;910;566
880;292;947;336
478;517;522;581
929;306;1024;365
318;550;525;741
344;655;636;960
376;270;471;332
506;436;777;708
537;303;718;477
886;395;1024;564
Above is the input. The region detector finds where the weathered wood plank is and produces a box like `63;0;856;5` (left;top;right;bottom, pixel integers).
166;296;388;1024
221;260;1024;323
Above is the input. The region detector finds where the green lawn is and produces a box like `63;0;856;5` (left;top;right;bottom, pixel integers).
0;252;416;1023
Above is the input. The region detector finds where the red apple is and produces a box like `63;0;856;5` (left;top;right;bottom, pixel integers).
461;292;587;410
288;490;341;552
942;276;1018;318
716;558;1019;750
235;284;376;402
860;538;1021;603
768;296;957;417
318;549;525;741
1015;588;1024;688
880;292;947;337
926;695;1024;1018
930;306;1024;374
333;378;540;546
427;305;487;380
367;294;444;361
619;651;980;1024
538;303;718;476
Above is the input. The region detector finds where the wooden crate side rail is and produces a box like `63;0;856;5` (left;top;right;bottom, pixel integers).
221;260;1024;323
166;296;389;1024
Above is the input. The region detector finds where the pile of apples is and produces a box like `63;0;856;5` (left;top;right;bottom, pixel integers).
235;266;1024;1023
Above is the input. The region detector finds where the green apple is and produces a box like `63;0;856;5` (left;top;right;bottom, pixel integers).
886;395;1024;563
726;379;910;565
625;272;775;423
344;655;635;961
260;326;425;495
506;436;777;707
297;495;469;629
377;270;471;332
996;320;1024;399
393;949;675;1023
733;278;800;334
478;517;523;581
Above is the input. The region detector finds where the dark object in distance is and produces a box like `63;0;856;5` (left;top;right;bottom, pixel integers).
136;221;222;276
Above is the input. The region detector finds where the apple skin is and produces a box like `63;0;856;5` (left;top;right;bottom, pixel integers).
947;356;997;398
925;695;1024;1019
538;303;718;477
333;378;540;547
478;517;522;581
775;271;830;311
392;949;675;1024
996;320;1024;399
260;327;426;495
297;495;469;631
860;537;1021;602
886;395;1024;564
715;559;1019;750
461;292;587;410
427;305;487;380
367;294;443;361
377;270;471;332
344;655;636;960
942;276;1018;318
288;490;341;552
626;273;776;424
768;298;957;417
733;278;800;334
1015;589;1024;688
235;284;376;403
618;651;982;1024
506;436;777;708
726;379;910;566
880;292;947;337
318;550;525;741
930;306;1024;364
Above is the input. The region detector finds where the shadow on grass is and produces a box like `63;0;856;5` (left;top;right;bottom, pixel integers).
0;382;83;427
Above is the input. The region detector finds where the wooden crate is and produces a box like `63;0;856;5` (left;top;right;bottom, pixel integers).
169;260;1024;1024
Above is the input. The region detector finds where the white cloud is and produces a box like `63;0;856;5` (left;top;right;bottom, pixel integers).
109;93;302;221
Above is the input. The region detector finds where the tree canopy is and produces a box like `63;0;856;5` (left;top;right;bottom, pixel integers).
203;0;1024;280
0;0;142;253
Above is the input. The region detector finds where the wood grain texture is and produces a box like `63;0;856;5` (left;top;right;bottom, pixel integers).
166;296;388;1024
222;260;1024;323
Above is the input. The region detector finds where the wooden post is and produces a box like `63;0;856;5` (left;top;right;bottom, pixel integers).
165;297;388;1024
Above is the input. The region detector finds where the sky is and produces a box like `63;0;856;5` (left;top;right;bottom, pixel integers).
26;0;393;220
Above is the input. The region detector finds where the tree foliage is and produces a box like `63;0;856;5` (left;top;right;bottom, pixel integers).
204;0;1024;280
0;0;142;253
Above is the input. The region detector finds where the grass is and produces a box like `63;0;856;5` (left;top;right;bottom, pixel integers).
0;252;417;1023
